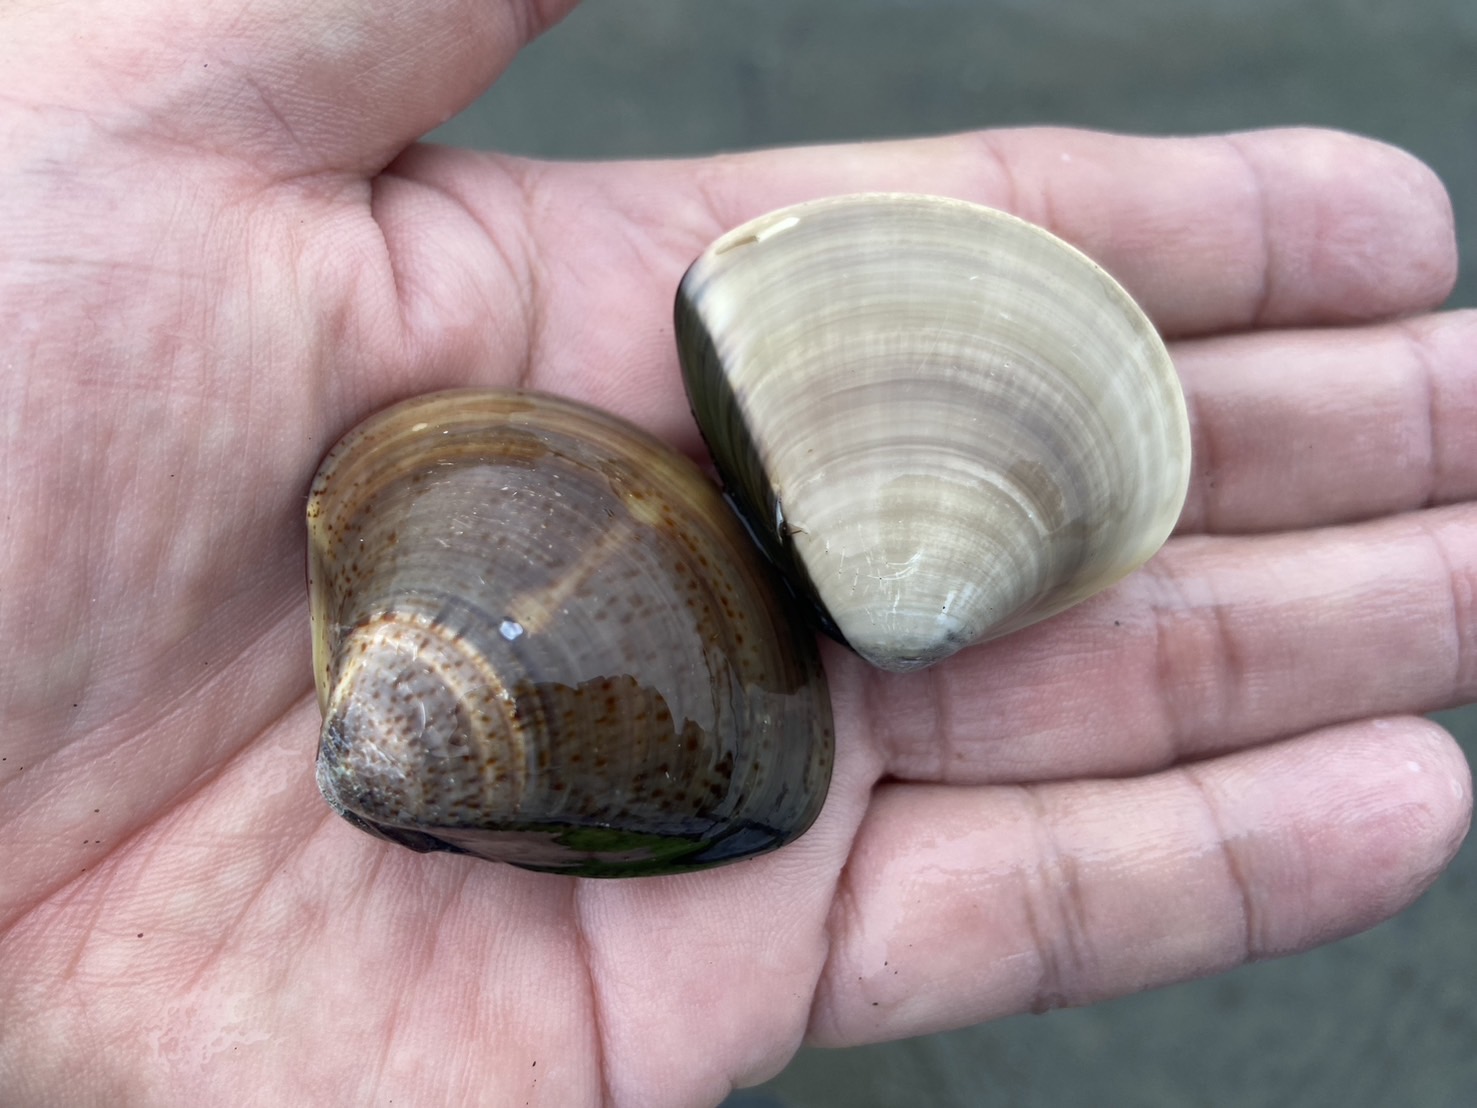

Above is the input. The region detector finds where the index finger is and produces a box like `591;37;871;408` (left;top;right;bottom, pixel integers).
680;127;1457;337
406;127;1456;442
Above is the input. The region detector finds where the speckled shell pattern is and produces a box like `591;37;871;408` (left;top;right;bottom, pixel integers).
677;193;1191;672
307;390;833;876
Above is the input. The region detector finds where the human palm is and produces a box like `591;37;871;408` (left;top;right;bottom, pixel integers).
2;2;1472;1105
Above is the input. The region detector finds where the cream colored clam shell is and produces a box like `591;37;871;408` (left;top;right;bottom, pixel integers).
677;193;1191;671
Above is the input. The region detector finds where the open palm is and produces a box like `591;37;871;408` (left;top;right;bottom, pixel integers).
2;2;1472;1105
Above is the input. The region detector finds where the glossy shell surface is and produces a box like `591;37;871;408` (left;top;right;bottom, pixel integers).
307;390;833;876
677;193;1191;671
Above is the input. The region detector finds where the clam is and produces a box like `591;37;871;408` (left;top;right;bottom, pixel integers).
307;390;833;876
677;193;1191;671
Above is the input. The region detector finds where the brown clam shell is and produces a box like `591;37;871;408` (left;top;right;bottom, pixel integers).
307;389;833;876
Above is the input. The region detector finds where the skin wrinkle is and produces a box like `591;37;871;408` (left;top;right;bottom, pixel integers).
365;169;445;307
67;8;462;180
801;648;882;1047
292;216;381;428
1181;764;1258;963
506;158;568;392
686;153;749;237
1019;783;1093;1015
1142;554;1201;765
176;818;312;996
1414;515;1474;698
366;170;413;343
208;835;323;1001
98;50;307;179
782;655;868;1040
401;154;538;385
1397;316;1445;509
861;669;941;783
236;69;308;167
811;806;867;1044
1222;134;1277;331
49;860;124;987
1206;575;1249;737
1147;541;1257;761
572;880;613;1108
970;130;1027;227
507;0;561;51
363;154;525;384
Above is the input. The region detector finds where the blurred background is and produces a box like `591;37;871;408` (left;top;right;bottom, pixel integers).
432;2;1476;1104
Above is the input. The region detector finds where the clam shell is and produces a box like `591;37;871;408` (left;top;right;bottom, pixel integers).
677;193;1191;671
307;390;833;876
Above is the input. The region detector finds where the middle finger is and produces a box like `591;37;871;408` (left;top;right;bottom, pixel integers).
1175;310;1477;535
853;501;1477;784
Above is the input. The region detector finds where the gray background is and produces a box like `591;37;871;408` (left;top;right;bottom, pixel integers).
432;2;1476;1105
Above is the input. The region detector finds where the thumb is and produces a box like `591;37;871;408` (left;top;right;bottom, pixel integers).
3;0;578;177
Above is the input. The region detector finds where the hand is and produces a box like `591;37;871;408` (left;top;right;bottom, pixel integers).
1;2;1470;1105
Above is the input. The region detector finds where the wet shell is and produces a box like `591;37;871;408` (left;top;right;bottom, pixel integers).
677;193;1191;671
307;390;833;876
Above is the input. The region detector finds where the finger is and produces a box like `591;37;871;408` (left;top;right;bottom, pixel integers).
378;127;1455;448
658;126;1457;336
858;503;1477;784
810;718;1470;1047
5;0;578;175
1176;309;1477;533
